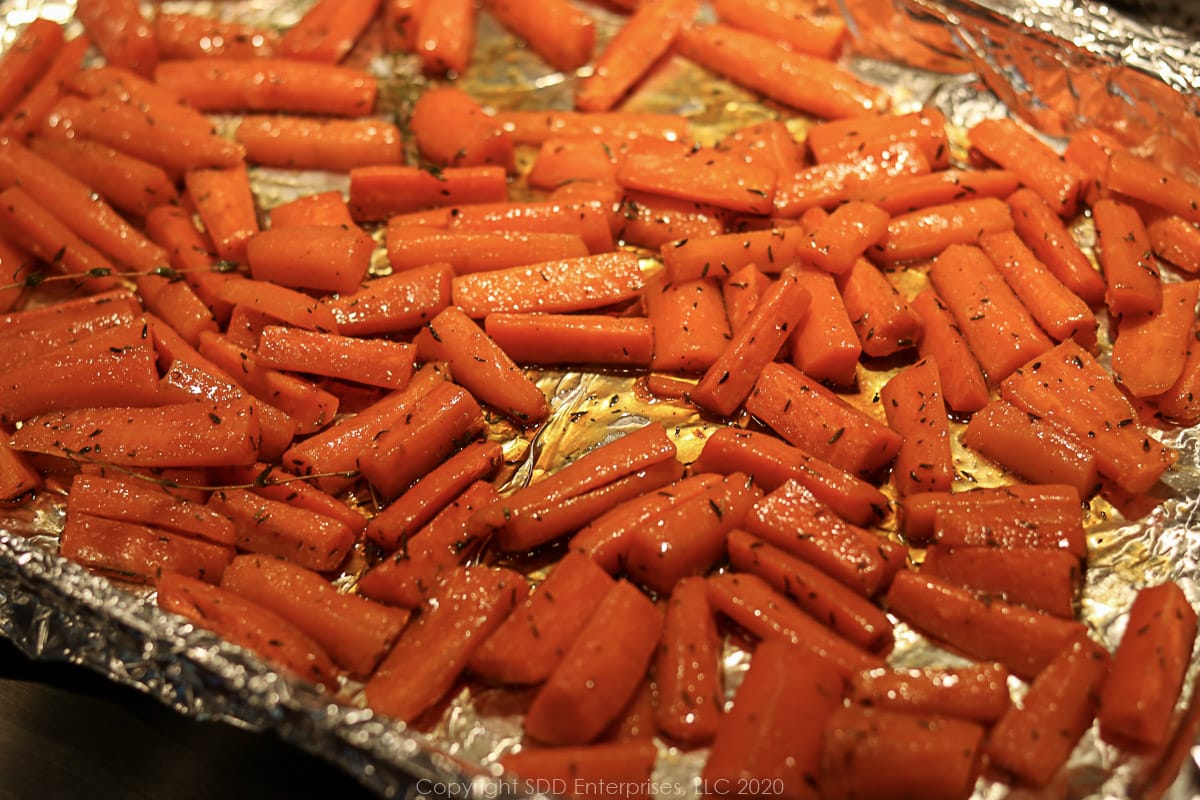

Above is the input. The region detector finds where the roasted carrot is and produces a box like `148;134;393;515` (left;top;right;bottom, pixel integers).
661;226;807;283
61;512;232;585
0;438;40;500
805;201;890;276
962;399;1100;494
451;252;645;317
527;139;619;190
1146;212;1200;274
0;233;33;314
143;205;241;325
713;0;846;59
27;136;178;219
1008;187;1107;306
1105;150;1200;226
968;117;1085;218
720;119;805;178
486;0;595;73
648;576;722;745
67;64;214;136
0;18;64;117
1;33;88;139
185;165;259;265
268;191;357;230
1064;128;1122;206
136;271;220;346
277;0;380;63
880;359;952;496
850;168;1019;215
382;0;427;51
910;289;990;413
75;0;157;76
1094;197;1162;317
67;473;234;547
616;138;777;215
409;86;514;170
807;108;947;168
216;278;339;332
485;313;654;368
237;115;402;171
720;262;774;338
257;326;415;390
154;13;279;60
494;109;690;145
1155;323;1200;425
0;286;134;369
245;224;373;295
326;263;453;335
347;165;507;221
870;197;1013;263
849;663;1011;723
921;545;1080;619
837;257;923;358
1112;280;1198;398
0;186;117;292
214;462;367;535
645;277;731;373
208;488;355;572
773;140;932;218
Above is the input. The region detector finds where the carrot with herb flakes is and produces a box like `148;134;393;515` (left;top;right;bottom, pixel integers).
1112;279;1198;398
910;289;990;414
277;0;380;63
962;399;1100;494
185;165;259;265
207;488;355;573
495;109;690;145
1;33;88;139
1145;212;1200;274
451;252;645;318
880;359;952;496
216;279;339;332
1094;197;1162;317
154;13;279;60
27;137;178;219
922;545;1080;619
721;262;773;336
67;65;215;137
850;168;1019;215
326;263;453;335
870;196;1013;263
437;199;615;253
849;663;1011;724
1105;150;1200;226
237;115;403;171
485;0;595;74
1064;128;1121;205
409;86;515;171
412;0;476;75
269;191;356;230
1008;188;1107;306
349;165;509;221
61;510;233;584
214;462;367;535
257;326;415;390
644;277;730;373
528;139;620;190
616;138;777;215
805;201;890;276
143;205;241;325
485;313;654;368
246;224;374;295
76;0;157;76
773;139;932;218
661;226;805;283
0;186;118;293
388;229;587;276
0;18;64;117
712;0;847;59
1155;323;1200;425
968;117;1085;218
0;438;40;500
808;108;949;168
838;257;923;358
67;473;235;547
651;576;722;745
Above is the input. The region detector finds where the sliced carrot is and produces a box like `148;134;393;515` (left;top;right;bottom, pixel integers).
880;359;952;496
807;108;948;168
837;257;923;358
968;117;1085;217
237;115;402;171
326;263;453;335
1064;128;1122;206
1155;322;1200;425
1112;279;1198;397
527;139;618;190
67;473;234;547
849;663;1011;723
256;326;414;390
850;168;1019;215
27;136;178;219
277;0;380;63
484;313;654;368
910;289;990;414
961;399;1100;494
1008;188;1106;306
712;0;846;59
451;252;645;317
773;140;932;218
485;0;594;73
154;13;279;60
135;272;219;347
245;224;373;295
208;488;355;572
719;119;805;177
721;262;773;336
382;0;427;51
0;288;139;369
650;576;722;745
1144;211;1200;276
1094;197;1162;316
269;191;357;230
348;165;508;221
922;545;1079;619
503;742;658;800
412;0;476;74
409;86;515;170
67;64;214;137
214;462;367;535
143;205;240;325
1;33;88;139
645;277;730;373
0;439;40;500
616;138;777;216
0;233;34;314
661;226;807;283
494;109;690;145
0;18;64;117
1105;150;1200;226
805;201;890;276
61;512;232;585
216;279;339;332
76;0;157;76
870;197;1013;263
0;186;117;292
185;165;259;265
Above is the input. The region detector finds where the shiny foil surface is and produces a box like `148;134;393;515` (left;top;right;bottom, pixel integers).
2;1;1200;798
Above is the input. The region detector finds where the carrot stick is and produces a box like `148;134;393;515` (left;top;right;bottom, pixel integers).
575;0;698;111
883;570;1088;680
451;252;645;317
61;512;232;584
1008;187;1107;306
216;278;340;332
185;165;260;265
849;663;1011;723
719;118;805;180
712;0;847;59
837;257;923;358
156;573;336;687
76;0;157;76
365;566;524;722
382;0;427;51
910;289;990;414
436;199;615;253
245;224;373;295
1105;150;1200;226
968;117;1085;218
154;13;279;60
644;277;730;373
27;136;178;219
484;313;654;368
1155;322;1200;425
616;138;777;215
807;109;949;168
661;226;807;283
1146;212;1200;274
0;439;40;500
207;488;355;572
850;168;1019;215
348;165;508;221
269;191;357;230
277;0;381;63
326;263;453;335
745;362;903;478
136;271;220;346
880;359;952;496
0;186;118;292
219;554;408;677
503;742;657;800
67;473;235;547
1;33;88;139
675;23;885;120
720;262;773;337
143;205;241;325
155;57;377;117
1094;197;1162;317
1112;279;1197;397
773;140;932;218
213;462;367;535
494;109;690;145
805;201;890;276
524;580;660;745
237;115;402;171
0;18;64;117
411;0;476;75
485;0;596;73
1064;128;1122;206
409;87;515;170
921;545;1080;618
257;326;415;390
870;197;1014;263
527;139;619;190
650;576;723;745
0;288;141;368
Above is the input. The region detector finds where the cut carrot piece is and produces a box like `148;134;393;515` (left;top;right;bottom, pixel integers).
962;400;1100;494
805;201;890;276
910;289;990;414
808;108;948;168
237;115;402;171
216;279;339;332
157;573;336;687
524;580;660;745
442;199;615;253
880;359;952;496
773;140;932;218
257;326;415;390
1;33;88;139
721;262;774;336
214;462;366;535
143;205;240;325
653;576;722;745
661;226;807;283
921;545;1079;618
485;313;654;368
645;277;731;373
154;13;279;60
1146;212;1200;274
208;489;355;572
61;512;232;585
1155;322;1200;425
712;0;847;59
76;0;157;76
382;0;427;51
870;197;1013;263
0;18;64;117
135;272;219;347
746;362;903;477
527;139;618;190
720;119;805;178
1094;197;1162;317
486;0;595;73
451;253;645;317
0;186;116;292
365;566;523;722
413;0;476;74
494;109;690;145
0;439;40;500
67;65;214;137
27;136;178;219
1105;150;1200;226
968;117;1085;217
185;165;259;264
503;742;658;800
326;263;453;335
348;165;508;221
409;86;514;170
67;473;234;547
1064;128;1121;205
245;224;373;295
850;168;1019;215
837;257;923;358
849;663;1011;723
1008;189;1106;306
616;138;777;215
269;191;356;230
1112;280;1198;397
277;0;380;63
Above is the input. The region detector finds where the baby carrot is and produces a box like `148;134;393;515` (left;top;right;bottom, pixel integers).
67;473;233;547
486;0;595;73
850;168;1019;214
76;0;157;76
61;512;233;585
661;226;807;283
616;139;778;215
185;165;259;264
881;359;953;496
485;313;654;368
1007;188;1106;306
67;65;214;137
1146;212;1200;274
849;663;1011;724
1;33;88;139
837;257;923;358
269;192;357;230
0;18;64;117
277;0;380;63
870;197;1013;263
494;109;690;145
712;0;847;59
208;488;356;572
805;201;890;276
1155;323;1200;425
257;326;415;390
154;13;279;60
910;289;990;414
214;462;366;535
653;576;722;745
410;86;515;171
246;224;374;295
0;186;117;292
348;165;509;221
27;136;178;219
237;115;403;171
1105;150;1200;226
503;742;657;800
773;140;932;218
326;263;453;336
808;109;949;168
1064;128;1121;205
143;205;239;324
527;139;619;190
645;277;731;373
1094;197;1162;317
968;117;1085;218
962;399;1100;494
1111;280;1198;397
451;252;646;317
922;545;1080;619
721;262;774;336
413;0;476;75
388;228;588;275
445;199;614;253
216;279;339;332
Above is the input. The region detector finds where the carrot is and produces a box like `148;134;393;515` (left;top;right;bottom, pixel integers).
348;165;509;221
0;232;35;314
883;570;1088;680
712;0;847;59
451;252;645;317
237;115;402;171
269;191;357;230
155;57;377;117
27;137;177;219
277;0;380;63
928;244;1053;384
880;359;952;496
837;257;923;358
365;566;523;722
485;0;595;73
527;139;618;190
661;226;807;283
921;545;1080;619
0;18;64;117
1001;340;1177;494
961;399;1100;494
1146;212;1200;274
603;669;657;744
908;483;1086;557
1155;322;1200;425
819;705;984;800
720;262;773;337
1;33;88;139
67;473;234;547
207;488;355;572
746;479;904;597
213;462;367;535
494;109;690;145
216;278;339;332
157;573;336;687
720;119;805;179
409;87;515;170
0;438;40;500
728;529;893;652
219;554;408;677
968;117;1085;218
429;198;615;254
691;271;812;417
524;580;660;745
245;224;373;295
136;271;220;347
415;306;549;425
143;205;241;325
1098;581;1197;746
773;140;932;218
154;13;279;60
484;313;654;368
382;0;427;51
616;138;778;215
257;326;415;390
503;742;657;800
1105;150;1200;226
806;109;945;167
985;637;1109;786
75;0;157;76
675;23;884;120
185;165;259;265
647;576;722;745
0;186;117;292
468;550;615;685
576;0;698;111
326;263;453;335
870;197;1013;263
910;289;990;413
1094;197;1162;316
805;201;889;276
409;0;476;74
849;663;1011;723
1007;187;1107;306
644;277;730;373
365;439;504;550
61;512;232;585
850;168;1019;215
1112;279;1198;397
746;362;903;478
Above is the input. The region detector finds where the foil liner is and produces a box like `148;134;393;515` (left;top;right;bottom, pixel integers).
4;1;1200;799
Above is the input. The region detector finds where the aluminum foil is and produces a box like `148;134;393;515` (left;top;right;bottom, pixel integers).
4;1;1200;799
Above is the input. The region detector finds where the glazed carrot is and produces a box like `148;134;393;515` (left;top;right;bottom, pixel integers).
1001;340;1177;494
819;706;984;800
962;400;1100;494
494;109;690;145
61;512;232;584
365;566;523;722
503;742;657;800
76;0;157;75
1094;197;1162;316
1;33;87;138
985;637;1109;786
1146;213;1200;274
269;191;357;230
0;18;63;117
808;109;948;168
524;580;660;745
691;272;812;417
366;439;504;550
451;252;645;317
712;0;847;59
603;673;658;745
410;0;476;74
929;244;1053;383
1112;280;1197;397
348;165;508;221
968;117;1085;217
277;0;380;63
0;233;34;314
1105;150;1200;226
1155;323;1200;425
644;277;730;373
0;186;117;292
156;57;377;117
720;119;805;181
0;289;141;369
237;115;402;171
849;663;1011;723
67;64;214;135
185;165;259;264
805;201;890;276
527;139;618;190
616;139;777;215
746;479;904;597
219;554;408;677
910;289;990;414
880;359;952;496
326;263;453;335
67;473;235;547
720;262;773;336
486;0;595;73
245;224;373;295
728;529;893;652
0;438;40;500
643;374;694;402
746;362;903;477
837;257;923;358
908;484;1085;557
649;576;722;745
485;313;654;368
661;226;807;283
27;137;177;219
382;0;427;51
437;199;615;253
157;573;336;687
214;462;367;535
773;140;932;217
576;0;696;110
143;205;241;324
1008;188;1107;306
884;570;1088;680
675;23;884;119
1064;128;1121;205
704;640;841;800
922;545;1079;618
468;550;615;684
154;13;278;60
207;489;355;572
1099;581;1197;746
257;326;415;390
706;572;884;678
850;168;1019;215
386;229;585;276
216;279;339;332
136;271;220;346
870;197;1013;263
409;87;515;170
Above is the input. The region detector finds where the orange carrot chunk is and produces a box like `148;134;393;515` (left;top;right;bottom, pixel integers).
245;224;373;295
1;33;88;139
256;326;415;390
788;264;862;386
326;263;453;335
348;165;508;221
216;279;340;332
881;359;953;496
1008;187;1106;306
61;512;232;585
849;663;1012;724
968;117;1085;218
1155;322;1200;425
616;138;778;215
237;115;403;171
207;489;355;572
807;108;949;168
870;197;1013;263
409;86;514;170
850;168;1019;215
387;227;588;274
485;0;595;73
910;289;990;414
661;226;807;283
1146;212;1200;274
67;473;234;547
921;545;1080;619
1094;197;1162;317
961;400;1100;495
494;109;690;145
485;313;654;368
269;191;357;230
712;0;847;60
773;140;932;218
154;13;279;60
0;439;40;500
277;0;380;63
1111;280;1198;398
0;186;119;293
27;136;178;219
645;277;731;373
451;253;646;317
837;257;923;358
1105;150;1200;227
185;165;259;264
806;201;890;276
0;18;64;117
652;576;722;746
721;263;774;336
